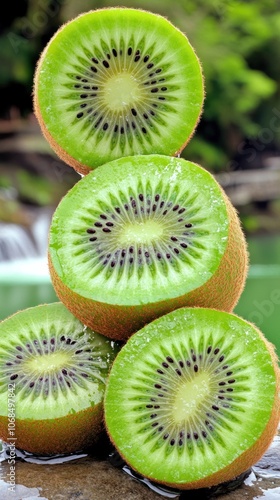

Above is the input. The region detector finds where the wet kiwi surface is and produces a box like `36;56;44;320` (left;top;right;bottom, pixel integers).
0;303;118;455
104;307;280;490
48;154;248;339
3;6;277;496
34;8;204;174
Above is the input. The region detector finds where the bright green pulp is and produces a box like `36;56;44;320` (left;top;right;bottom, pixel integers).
0;303;118;421
36;8;204;169
104;308;277;486
49;155;229;306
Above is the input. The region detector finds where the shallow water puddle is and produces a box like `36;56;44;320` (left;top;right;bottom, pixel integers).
258;487;280;499
0;432;280;499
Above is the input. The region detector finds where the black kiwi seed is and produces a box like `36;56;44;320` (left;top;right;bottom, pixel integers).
134;342;242;447
67;38;176;148
86;191;194;274
1;327;109;398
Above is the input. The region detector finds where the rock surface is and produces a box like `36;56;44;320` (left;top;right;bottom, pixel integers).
1;433;280;499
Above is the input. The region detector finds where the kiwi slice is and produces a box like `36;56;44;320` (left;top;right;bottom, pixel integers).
34;8;204;174
0;303;118;455
104;307;280;489
48;154;248;339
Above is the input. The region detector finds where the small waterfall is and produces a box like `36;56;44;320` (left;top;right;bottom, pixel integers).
0;211;52;262
0;224;38;261
31;211;51;256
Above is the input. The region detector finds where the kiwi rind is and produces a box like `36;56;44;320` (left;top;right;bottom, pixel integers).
104;307;280;489
48;154;248;339
33;7;204;174
0;302;118;455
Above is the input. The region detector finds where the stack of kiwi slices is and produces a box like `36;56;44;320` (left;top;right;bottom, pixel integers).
0;6;278;495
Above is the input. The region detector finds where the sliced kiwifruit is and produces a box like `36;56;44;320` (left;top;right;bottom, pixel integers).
34;8;204;174
104;307;280;489
0;303;118;455
48;154;248;339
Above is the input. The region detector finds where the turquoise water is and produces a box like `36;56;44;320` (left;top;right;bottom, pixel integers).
235;235;280;357
0;282;57;320
0;259;57;320
0;236;279;355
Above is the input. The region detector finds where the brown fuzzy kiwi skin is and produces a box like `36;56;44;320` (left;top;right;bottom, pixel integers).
48;184;248;341
104;314;280;490
0;403;103;455
186;191;249;310
33;7;204;176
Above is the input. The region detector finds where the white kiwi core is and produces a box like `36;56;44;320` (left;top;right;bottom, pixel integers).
173;372;210;423
103;73;142;111
119;220;164;245
24;351;71;374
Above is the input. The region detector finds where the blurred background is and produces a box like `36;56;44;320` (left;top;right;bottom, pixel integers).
0;0;280;352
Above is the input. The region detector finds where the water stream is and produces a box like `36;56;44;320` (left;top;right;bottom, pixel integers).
0;224;38;261
0;210;51;262
0;212;56;319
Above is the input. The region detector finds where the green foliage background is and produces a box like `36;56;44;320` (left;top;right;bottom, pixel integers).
1;0;280;171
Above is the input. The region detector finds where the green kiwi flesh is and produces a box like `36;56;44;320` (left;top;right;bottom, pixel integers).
34;8;204;173
48;154;247;338
104;307;280;489
0;303;118;455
